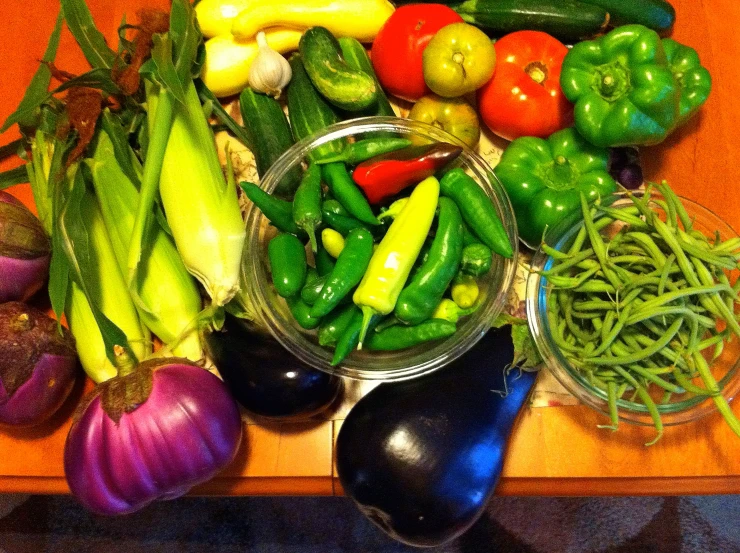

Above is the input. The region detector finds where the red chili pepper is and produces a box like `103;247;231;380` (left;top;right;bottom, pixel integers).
351;143;463;205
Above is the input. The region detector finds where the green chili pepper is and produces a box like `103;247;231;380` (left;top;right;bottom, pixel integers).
322;199;350;217
560;25;680;147
315;233;336;276
662;38;712;127
318;304;360;347
300;269;325;305
439;168;513;259
292;163;323;252
365;319;457;351
268;233;308;298
460;242;492;276
353;176;440;348
311;227;375;318
395;197;464;325
462;223;480;247
332;310;382;366
241;182;304;237
316;137;413;165
322;210;369;236
286;295;322;330
322;162;379;226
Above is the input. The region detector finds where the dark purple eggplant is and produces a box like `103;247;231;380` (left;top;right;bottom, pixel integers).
204;314;343;419
608;147;643;189
336;327;536;547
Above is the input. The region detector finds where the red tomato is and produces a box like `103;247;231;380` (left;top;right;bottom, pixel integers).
371;4;463;102
477;31;573;141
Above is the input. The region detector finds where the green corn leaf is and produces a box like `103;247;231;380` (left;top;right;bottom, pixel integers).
0;166;29;190
58;170;135;365
60;0;117;69
0;12;63;133
53;68;122;97
170;0;203;83
150;34;187;106
100;110;141;187
0;139;24;162
196;81;253;150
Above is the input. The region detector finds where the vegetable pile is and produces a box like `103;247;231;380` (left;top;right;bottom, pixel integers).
539;183;740;443
0;0;732;547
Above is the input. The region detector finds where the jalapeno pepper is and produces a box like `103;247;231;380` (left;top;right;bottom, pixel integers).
268;233;308;298
292;163;323;252
315;232;336;276
331;310;382;366
318;304;359;347
317;137;413;165
241;182;304;237
300;268;325;305
353;176;440;348
322;162;379;226
286;295;322;330
365;319;457;351
311;227;375;318
395;197;464;325
322;199;350;217
460;243;492;277
352;143;462;205
439;168;513;259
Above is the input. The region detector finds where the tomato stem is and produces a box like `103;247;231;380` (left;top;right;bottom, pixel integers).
524;61;548;85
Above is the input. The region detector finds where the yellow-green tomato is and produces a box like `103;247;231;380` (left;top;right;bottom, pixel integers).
422;22;496;97
408;94;481;148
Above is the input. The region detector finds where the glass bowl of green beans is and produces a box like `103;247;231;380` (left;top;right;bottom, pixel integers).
527;185;740;441
243;116;518;381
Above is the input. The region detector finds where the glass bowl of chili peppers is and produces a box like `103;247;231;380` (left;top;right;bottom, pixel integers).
243;116;518;381
526;184;740;442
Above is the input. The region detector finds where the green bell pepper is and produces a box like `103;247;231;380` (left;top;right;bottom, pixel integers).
662;38;712;127
493;128;617;246
560;24;680;147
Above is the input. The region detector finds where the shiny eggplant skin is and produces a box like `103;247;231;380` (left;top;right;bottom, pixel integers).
204;314;343;420
336;327;536;547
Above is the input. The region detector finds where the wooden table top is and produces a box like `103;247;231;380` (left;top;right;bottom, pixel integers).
1;0;740;497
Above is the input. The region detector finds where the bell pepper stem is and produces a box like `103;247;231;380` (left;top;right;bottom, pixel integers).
356;305;377;350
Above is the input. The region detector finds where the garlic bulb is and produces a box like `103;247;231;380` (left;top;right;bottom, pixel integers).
248;31;292;98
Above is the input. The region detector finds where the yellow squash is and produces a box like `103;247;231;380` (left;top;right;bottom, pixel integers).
231;0;395;43
202;30;303;98
195;0;252;38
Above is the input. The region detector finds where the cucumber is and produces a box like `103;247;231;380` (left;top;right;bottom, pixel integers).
286;53;345;162
299;27;378;112
577;0;675;33
239;88;300;197
337;37;395;118
452;0;609;43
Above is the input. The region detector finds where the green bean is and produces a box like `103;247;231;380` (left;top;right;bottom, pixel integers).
624;232;668;266
559;290;599;343
574;280;616;294
546;266;600;289
573;300;616;312
539;248;596;276
598;206;649;229
586;317;683;366
693;352;740;437
658;254;675;297
657;181;692;231
588;304;633;358
542;243;572;260
612;366;663;446
599;380;619;431
655;199;678;229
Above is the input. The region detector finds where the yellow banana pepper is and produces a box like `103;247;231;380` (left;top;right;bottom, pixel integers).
353;176;440;349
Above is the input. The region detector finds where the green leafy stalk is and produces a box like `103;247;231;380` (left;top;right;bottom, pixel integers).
0;12;63;133
60;0;117;69
0;166;29;189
